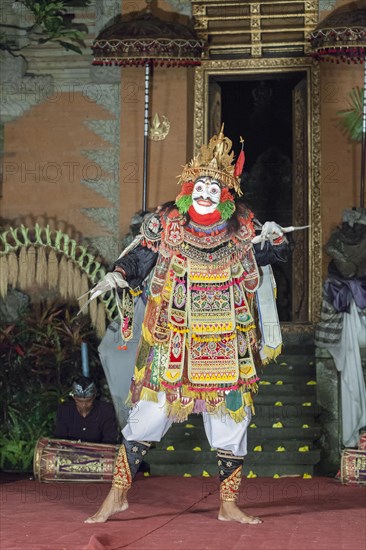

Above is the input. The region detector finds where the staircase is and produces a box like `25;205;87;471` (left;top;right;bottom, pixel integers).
147;337;322;477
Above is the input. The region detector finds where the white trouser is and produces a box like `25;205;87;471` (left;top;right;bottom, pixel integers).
122;391;251;457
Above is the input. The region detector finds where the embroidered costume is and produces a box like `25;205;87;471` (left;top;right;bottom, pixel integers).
114;126;288;424
116;206;284;423
90;126;289;512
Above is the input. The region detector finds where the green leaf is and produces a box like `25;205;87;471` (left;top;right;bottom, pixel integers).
57;40;83;54
337;86;364;142
45;2;65;12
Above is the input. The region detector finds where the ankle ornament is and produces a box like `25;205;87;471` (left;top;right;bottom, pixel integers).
112;440;151;490
217;449;244;502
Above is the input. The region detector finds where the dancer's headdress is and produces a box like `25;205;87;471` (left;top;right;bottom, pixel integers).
178;124;245;196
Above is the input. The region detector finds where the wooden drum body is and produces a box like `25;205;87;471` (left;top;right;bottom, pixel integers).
341;449;366;485
358;431;366;451
33;438;119;483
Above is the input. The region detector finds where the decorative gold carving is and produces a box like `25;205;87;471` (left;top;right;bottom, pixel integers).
194;66;204;152
192;0;318;58
220;466;242;502
180;124;243;194
306;1;318;11
57;455;113;474
192;5;205;17
310;62;322;324
293;81;308;322
217;449;245;460
112;444;132;490
306;14;318;25
193;57;321;325
148;113;170;141
194;18;208;31
281;323;315;334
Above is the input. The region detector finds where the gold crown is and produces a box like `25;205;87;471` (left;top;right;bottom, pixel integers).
179;124;243;196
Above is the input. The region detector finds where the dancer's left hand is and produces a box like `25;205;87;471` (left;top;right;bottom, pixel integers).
253;221;284;249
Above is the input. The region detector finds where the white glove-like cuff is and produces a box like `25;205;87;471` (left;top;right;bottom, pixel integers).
90;272;129;297
103;272;127;290
252;221;284;248
78;271;130;314
261;221;284;240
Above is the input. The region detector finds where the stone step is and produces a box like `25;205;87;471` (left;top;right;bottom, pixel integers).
258;361;316;376
254;393;316;405
148;463;316;477
281;335;315;350
249;422;318;437
157;425;321;443
145;341;320;476
148;449;320;466
265;352;315;362
257;374;317;385
256;383;317;395
255;401;321;423
277;339;315;362
156;439;319;452
162;416;321;429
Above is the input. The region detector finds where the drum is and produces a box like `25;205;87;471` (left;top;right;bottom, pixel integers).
358;431;366;451
33;438;119;483
340;449;366;485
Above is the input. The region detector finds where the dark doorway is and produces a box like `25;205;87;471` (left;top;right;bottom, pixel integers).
209;73;309;322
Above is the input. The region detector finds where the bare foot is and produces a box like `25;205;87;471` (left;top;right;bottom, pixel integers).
218;500;262;524
84;486;128;523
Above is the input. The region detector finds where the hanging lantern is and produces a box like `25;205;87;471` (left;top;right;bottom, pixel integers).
92;2;203;68
309;0;366;64
91;1;204;212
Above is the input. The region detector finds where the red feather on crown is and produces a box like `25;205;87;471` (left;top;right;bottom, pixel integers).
234;137;245;178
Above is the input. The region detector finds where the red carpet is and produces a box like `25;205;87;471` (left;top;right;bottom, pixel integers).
1;474;365;550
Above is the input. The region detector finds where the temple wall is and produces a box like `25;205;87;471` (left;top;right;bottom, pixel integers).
2;94;113;235
0;0;364;271
118;65;191;236
0;0;192;261
318;0;363;276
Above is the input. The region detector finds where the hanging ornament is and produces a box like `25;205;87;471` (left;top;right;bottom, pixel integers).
234;136;245;178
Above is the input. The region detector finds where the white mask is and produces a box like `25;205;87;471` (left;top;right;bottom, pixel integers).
191;177;222;215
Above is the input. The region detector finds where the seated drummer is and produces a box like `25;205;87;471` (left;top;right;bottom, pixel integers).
54;376;118;444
